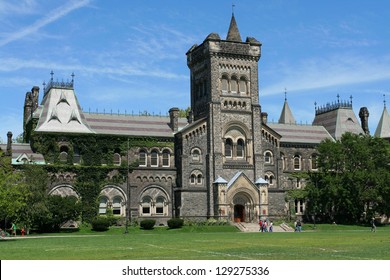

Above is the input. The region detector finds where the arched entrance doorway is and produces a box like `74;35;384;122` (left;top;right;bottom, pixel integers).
232;192;254;223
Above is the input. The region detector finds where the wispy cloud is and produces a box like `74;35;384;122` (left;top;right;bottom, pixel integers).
0;0;91;47
0;0;38;15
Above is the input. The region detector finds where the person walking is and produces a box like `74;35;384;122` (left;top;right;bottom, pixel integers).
371;218;376;232
259;219;263;232
10;222;17;237
269;221;273;232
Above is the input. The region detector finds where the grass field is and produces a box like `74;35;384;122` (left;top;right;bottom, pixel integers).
1;224;389;260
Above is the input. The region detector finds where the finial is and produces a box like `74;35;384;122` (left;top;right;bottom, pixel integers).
232;2;235;15
284;88;287;101
337;94;340;104
50;70;54;81
314;101;317;110
384;94;387;108
71;72;75;82
350;95;353;105
42;81;46;89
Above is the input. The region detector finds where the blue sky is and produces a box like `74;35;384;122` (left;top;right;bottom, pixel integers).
1;0;389;142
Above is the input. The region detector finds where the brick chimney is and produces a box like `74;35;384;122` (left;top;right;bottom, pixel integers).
359;107;370;135
6;131;12;156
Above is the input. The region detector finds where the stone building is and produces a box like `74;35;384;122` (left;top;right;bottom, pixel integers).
2;14;389;225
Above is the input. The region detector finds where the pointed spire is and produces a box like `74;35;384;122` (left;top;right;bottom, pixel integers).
374;94;390;138
278;90;296;124
226;13;242;42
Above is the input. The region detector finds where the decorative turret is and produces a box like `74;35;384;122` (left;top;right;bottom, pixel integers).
226;14;242;42
374;95;390;139
278;91;296;124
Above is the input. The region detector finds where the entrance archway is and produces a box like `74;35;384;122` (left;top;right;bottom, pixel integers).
234;204;245;222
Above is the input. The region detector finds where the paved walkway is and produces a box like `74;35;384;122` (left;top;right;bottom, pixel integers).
235;222;294;232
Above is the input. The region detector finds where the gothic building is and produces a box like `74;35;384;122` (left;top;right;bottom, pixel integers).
2;15;389;225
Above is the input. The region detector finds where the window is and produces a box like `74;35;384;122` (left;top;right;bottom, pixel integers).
142;196;152;215
151;150;159;167
162;150;170;167
112;197;122;215
139;150;147;166
156;197;165;215
225;138;233;158
230;77;238;93
73;146;81;164
192;149;200;162
197;174;202;184
99;197;108;214
59;146;68;163
294;155;301;170
190;174;196;184
239;78;247;94
221;76;228;94
295;199;304;214
113;153;121;166
311;154;318;170
264;151;272;163
237;139;245;158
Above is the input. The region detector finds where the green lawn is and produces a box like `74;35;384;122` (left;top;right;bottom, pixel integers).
1;224;389;260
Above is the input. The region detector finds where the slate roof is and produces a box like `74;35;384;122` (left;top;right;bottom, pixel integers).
312;107;364;140
268;123;333;144
84;113;187;138
374;106;390;138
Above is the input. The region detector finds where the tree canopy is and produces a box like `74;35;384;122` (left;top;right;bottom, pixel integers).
305;133;390;224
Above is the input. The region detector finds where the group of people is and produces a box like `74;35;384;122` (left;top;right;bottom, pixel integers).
0;223;25;238
259;219;273;232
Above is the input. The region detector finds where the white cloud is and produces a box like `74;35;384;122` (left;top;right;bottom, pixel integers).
0;0;91;47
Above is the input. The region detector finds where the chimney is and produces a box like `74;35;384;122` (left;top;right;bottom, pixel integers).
261;112;268;124
31;86;40;112
169;107;180;132
358;107;370;135
187;110;193;124
6;131;12;156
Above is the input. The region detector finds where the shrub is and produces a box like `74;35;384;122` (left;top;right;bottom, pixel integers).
91;216;110;231
140;219;156;230
167;218;184;229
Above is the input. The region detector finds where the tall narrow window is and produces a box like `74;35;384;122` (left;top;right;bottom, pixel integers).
264;151;272;163
142;196;152;215
99;197;108;214
151;150;158;167
311;154;318;170
192;149;200;162
139;150;147;167
59;146;68;163
230;77;238;93
112;197;122;215
239;78;247;94
162;150;170;167
237;139;245;158
197;174;202;184
221;76;228;94
190;174;196;184
156;197;165;215
113;152;121;166
294;155;301;170
225;138;233;158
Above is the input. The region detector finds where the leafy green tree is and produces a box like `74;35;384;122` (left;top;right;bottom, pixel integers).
305;133;390;223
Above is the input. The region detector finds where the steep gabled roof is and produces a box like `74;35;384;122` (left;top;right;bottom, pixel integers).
374;106;390;138
226;14;242;42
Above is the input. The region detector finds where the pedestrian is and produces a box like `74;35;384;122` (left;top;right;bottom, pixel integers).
269;221;273;232
10;222;17;237
294;220;297;232
259;219;263;232
371;218;376;232
263;220;268;232
21;227;25;237
297;220;302;232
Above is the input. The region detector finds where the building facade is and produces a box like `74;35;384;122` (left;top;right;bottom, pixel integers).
2;15;389;225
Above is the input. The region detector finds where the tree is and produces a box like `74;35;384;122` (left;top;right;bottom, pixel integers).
305;133;390;223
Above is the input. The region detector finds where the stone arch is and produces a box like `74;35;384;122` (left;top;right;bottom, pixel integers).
48;184;79;198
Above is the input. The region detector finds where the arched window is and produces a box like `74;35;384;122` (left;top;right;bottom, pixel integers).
225;138;233;158
151;150;159;167
162;149;170;167
113;152;121;166
59;146;68;163
264;151;273;164
142;196;152;215
191;148;201;162
294;155;301;170
239;77;247;94
190;174;196;184
73;146;81;164
112;197;122;215
295;199;304;214
155;197;165;215
197;174;202;184
139;149;147;167
230;77;238;93
237;139;245;158
99;197;108;214
311;154;318;170
221;76;228;94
